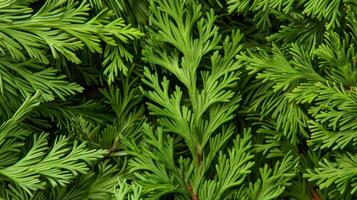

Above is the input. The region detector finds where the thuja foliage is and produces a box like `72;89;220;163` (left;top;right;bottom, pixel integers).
0;0;356;199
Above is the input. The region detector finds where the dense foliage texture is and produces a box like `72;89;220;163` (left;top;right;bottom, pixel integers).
0;0;356;199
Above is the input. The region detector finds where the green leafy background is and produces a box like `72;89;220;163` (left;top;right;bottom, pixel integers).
0;0;356;199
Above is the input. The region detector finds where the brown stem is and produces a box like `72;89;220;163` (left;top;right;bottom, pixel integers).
105;142;118;158
311;188;321;200
195;145;202;167
192;192;198;200
187;184;198;200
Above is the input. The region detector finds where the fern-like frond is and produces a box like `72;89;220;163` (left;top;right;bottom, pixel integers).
0;133;106;196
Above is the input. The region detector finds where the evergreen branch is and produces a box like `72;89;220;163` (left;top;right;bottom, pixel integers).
247;154;298;200
314;32;357;87
226;0;295;14
127;124;189;199
0;133;106;196
48;161;120;200
308;120;357;150
309;83;357;132
302;0;342;29
114;179;143;200
0;0;142;65
305;153;357;195
34;99;111;129
0;91;41;144
0;57;83;101
213;129;255;199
